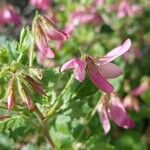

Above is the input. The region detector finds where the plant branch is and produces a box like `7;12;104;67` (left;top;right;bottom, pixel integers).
34;105;55;150
47;74;74;118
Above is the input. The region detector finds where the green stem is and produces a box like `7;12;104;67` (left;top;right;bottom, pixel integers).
34;105;55;150
47;74;74;118
76;99;100;141
17;53;23;63
29;44;35;67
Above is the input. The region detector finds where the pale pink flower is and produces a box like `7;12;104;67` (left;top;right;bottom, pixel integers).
33;15;68;59
61;39;131;93
117;0;143;18
97;93;135;134
29;0;51;11
123;95;140;112
0;5;21;26
71;8;103;26
123;47;142;63
131;80;149;97
92;0;104;7
7;89;15;112
108;0;142;18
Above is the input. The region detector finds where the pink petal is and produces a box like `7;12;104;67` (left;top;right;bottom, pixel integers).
73;59;86;82
98;63;123;79
60;59;75;72
24;96;35;111
30;0;51;11
131;81;149;97
41;16;68;41
85;57;114;93
97;103;110;134
60;58;86;82
101;39;131;64
35;24;55;58
108;93;135;129
7;89;15;112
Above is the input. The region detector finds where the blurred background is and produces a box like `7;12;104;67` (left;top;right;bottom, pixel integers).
0;0;150;149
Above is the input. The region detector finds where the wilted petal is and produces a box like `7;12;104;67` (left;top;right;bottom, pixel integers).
7;89;15;112
40;16;68;41
108;93;135;129
101;39;131;64
97;103;110;134
24;96;35;111
74;59;86;82
35;24;55;58
60;59;75;72
85;57;114;93
98;63;123;79
25;75;48;97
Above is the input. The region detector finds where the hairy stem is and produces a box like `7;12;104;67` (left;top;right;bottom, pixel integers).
47;74;74;118
34;105;55;149
29;44;35;67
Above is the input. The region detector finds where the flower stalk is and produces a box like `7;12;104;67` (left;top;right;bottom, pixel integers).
47;74;74;118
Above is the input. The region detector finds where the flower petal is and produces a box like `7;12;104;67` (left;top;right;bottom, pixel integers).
40;16;68;41
73;59;86;82
85;57;114;93
97;103;110;134
108;93;135;129
100;63;123;79
60;59;75;72
101;39;131;64
35;24;55;58
7;89;14;112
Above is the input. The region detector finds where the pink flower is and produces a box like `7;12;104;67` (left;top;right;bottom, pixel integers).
29;0;51;11
71;8;103;27
33;15;68;59
123;95;140;112
131;80;149;97
60;39;131;93
7;89;15;112
0;5;21;26
117;0;143;18
92;0;104;7
97;93;135;134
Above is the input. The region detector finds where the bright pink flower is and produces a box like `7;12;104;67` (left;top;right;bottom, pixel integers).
97;93;135;134
7;89;15;112
33;15;68;59
61;39;131;93
0;5;21;26
29;0;51;11
123;95;140;112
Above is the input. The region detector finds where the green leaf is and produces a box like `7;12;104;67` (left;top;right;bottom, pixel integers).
71;77;98;98
18;27;34;53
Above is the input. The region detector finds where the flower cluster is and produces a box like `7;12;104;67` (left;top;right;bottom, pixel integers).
0;5;21;26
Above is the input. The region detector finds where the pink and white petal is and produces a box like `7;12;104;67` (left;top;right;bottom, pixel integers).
41;16;68;41
60;59;75;72
97;103;111;134
108;94;135;129
100;39;131;64
73;59;86;82
85;57;114;93
100;63;123;79
7;90;14;112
